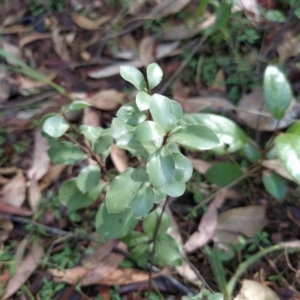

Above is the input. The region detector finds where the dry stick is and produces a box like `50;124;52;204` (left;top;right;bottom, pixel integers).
147;198;169;298
159;34;209;94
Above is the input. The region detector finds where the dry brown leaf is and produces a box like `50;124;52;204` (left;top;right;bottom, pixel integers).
0;218;13;242
29;177;41;214
147;0;192;18
88;89;124;110
213;205;265;244
1;170;26;207
184;190;227;252
2;7;27;27
39;164;66;191
161;15;216;41
0;77;11;103
27;130;50;180
237;87;300;131
262;159;294;181
0;167;17;175
129;0;147;14
233;0;262;22
97;268;149;286
234;280;280;300
277;32;300;63
187;156;212;174
211;69;226;93
139;36;155;67
2;41;22;65
0;25;28;34
0;202;32;216
19;69;58;90
19;33;51;48
72;13;111;30
51;26;71;61
110;144;128;173
3;244;44;299
50;241;127;286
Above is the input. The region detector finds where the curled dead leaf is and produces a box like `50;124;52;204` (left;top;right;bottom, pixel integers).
51;26;71;61
262;159;294;182
88;89;124;110
110;144;128;173
19;33;51;48
39;164;66;191
72;13;111;30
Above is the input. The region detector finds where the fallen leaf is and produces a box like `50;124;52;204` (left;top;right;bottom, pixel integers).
129;0;146;14
2;5;26;27
28;130;50;180
237;87;300;131
72;13;111;30
213;205;266;244
110;144;128;173
262;159;294;181
0;202;32;216
187;156;212;174
51;26;71;61
19;33;51;48
39;164;66;191
0;218;13;242
147;0;192;18
29;177;41;214
49;241;127;286
277;31;300;63
97;268;150;286
184;190;227;252
88;89;124;110
233;0;262;22
2;41;22;65
234;280;280;300
161;15;216;41
0;77;11;103
139;36;155;67
1;170;26;207
0;167;17;175
0;25;28;34
211;69;226;93
3;244;44;299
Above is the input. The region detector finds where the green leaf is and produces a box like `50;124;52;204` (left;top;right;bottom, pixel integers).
153;188;167;204
131;186;154;217
42;115;69;138
169;124;219;150
209;294;224;300
146;147;175;189
134;121;166;141
155;232;182;266
111;118;134;139
94;135;112;160
265;9;286;22
147;63;163;90
130;243;150;260
241;141;261;163
263;65;292;120
120;66;147;91
96;203;139;239
79;125;103;148
76;165;101;193
170;100;183;124
48;141;88;165
262;171;286;201
136;91;151;111
150;94;173;131
106;167;149;213
275;133;300;184
59;179;103;211
179;113;247;153
66;100;91;112
160;178;186;197
142;208;171;238
121;231;150;247
173;152;193;182
287;122;300;137
116;103;147;126
205;162;243;187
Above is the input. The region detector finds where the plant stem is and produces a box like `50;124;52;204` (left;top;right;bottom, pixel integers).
147;198;169;298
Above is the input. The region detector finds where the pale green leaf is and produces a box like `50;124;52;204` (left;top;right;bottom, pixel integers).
153;188;167;204
121;231;150;247
160;178;186;197
287;122;300;137
131;186;154;217
111;118;134;140
79;125;103;147
136;91;151;111
76;165;101;193
170;100;183;124
59;179;103;211
66;100;92;112
262;171;286;201
179;113;247;153
134;121;166;141
143;208;171;238
96;204;139;239
48;141;88;165
116;103;147;126
150;94;173;130
147;63;163;90
43;115;69;138
173;152;193;182
94;135;112;160
205;162;243;187
120;66;147;91
169;124;219;150
275;133;300;184
146;147;175;189
106;167;149;213
263;65;292;120
241;141;261;163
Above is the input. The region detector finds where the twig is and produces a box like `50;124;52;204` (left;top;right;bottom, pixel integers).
147;198;169;298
